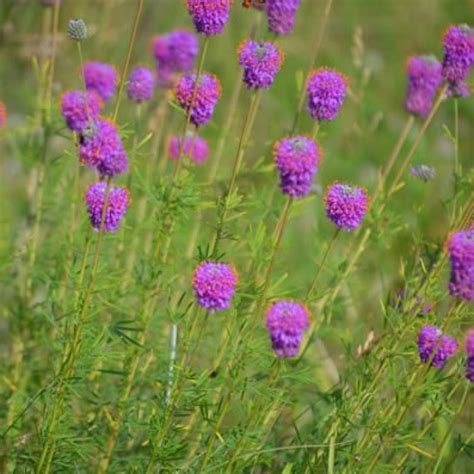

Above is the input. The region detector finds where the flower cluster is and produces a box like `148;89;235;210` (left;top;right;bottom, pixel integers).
266;0;301;36
127;67;155;103
186;0;232;36
465;330;474;383
60;90;103;133
174;72;221;126
168;132;209;164
265;301;309;357
324;183;369;231
79;119;129;177
274;136;321;198
405;55;442;117
84;61;118;103
151;30;198;87
238;39;284;90
306;68;348;122
417;325;458;368
84;181;130;233
447;229;474;301
193;262;238;312
442;25;474;95
0;101;6;128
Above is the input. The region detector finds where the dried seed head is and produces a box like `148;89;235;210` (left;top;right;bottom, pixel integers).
68;18;88;42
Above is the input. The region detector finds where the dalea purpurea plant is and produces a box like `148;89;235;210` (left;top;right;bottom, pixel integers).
0;1;473;472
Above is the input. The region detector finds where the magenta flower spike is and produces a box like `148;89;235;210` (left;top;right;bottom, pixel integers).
0;101;6;128
405;55;442;117
266;0;301;36
84;181;130;233
60;90;103;133
465;329;474;383
193;262;238;313
79;119;129;177
168;132;209;164
447;229;474;301
417;325;458;369
186;0;232;36
83;61;118;103
273;136;321;198
127;67;155;103
265;301;309;358
324;183;369;231
174;72;221;127
238;39;284;90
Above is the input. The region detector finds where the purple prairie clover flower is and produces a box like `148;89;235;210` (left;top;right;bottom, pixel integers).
152;30;199;72
174;72;221;127
168;132;209;164
466;330;474;383
306;68;348;122
193;262;238;313
405;55;442;117
324;183;369;231
273;136;321;198
79;119;129;177
127;67;155;103
266;0;301;36
417;325;458;369
186;0;231;36
0;101;6;128
83;61;118;103
442;25;474;88
446;81;470;98
60;90;103;133
238;39;284;90
447;229;474;301
265;301;310;358
84;181;130;233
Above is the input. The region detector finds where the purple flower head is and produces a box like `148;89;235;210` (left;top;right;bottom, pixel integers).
442;25;474;87
83;61;118;103
193;262;238;313
273;136;321;198
417;325;458;369
84;181;130;233
60;90;103;133
265;301;310;358
186;0;232;36
266;0;301;36
79;119;129;177
466;330;474;383
307;68;348;122
446;81;470;98
324;183;369;231
447;229;474;301
168;132;209;164
151;30;199;85
127;67;155;102
0;101;6;128
238;39;284;90
174;72;221;127
405;55;442;117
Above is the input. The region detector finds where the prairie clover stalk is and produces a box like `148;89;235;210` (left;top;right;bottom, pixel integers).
84;181;130;233
447;229;474;301
127;66;155;102
324;183;369;231
186;0;232;36
273;136;321;198
238;39;284;90
78;119;129;177
404;55;442;117
83;61;118;103
465;330;474;383
442;25;474;96
0;101;6;128
151;30;199;87
174;72;221;127
168;132;209;164
265;301;310;357
266;0;301;36
417;325;458;368
67;18;87;42
60;90;103;133
193;262;238;312
306;68;348;122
